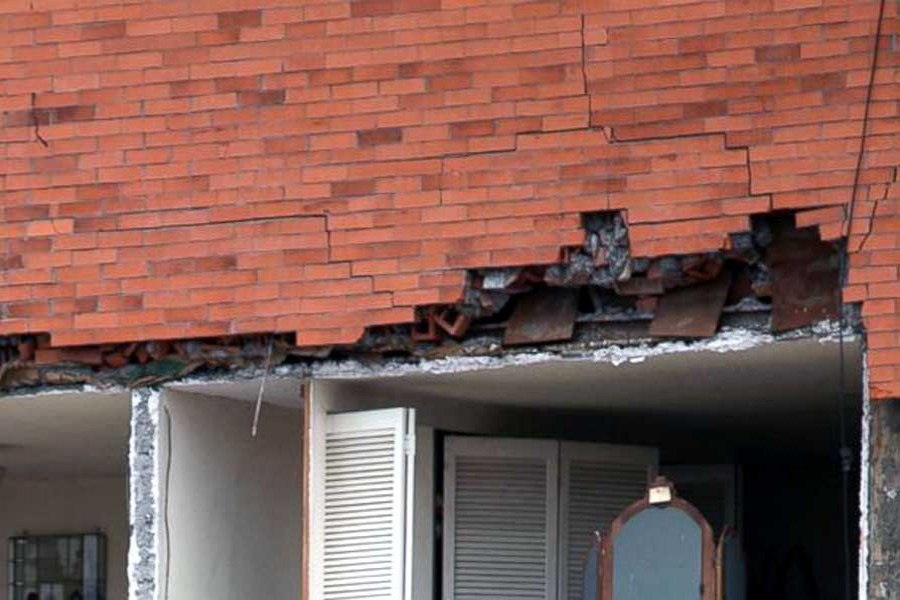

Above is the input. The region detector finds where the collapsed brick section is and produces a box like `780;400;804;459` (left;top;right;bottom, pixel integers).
0;212;839;390
0;0;897;394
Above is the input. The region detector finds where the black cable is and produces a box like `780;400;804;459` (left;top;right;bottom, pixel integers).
846;0;888;251
836;3;887;598
836;276;852;600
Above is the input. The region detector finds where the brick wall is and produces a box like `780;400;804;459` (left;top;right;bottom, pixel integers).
0;0;897;394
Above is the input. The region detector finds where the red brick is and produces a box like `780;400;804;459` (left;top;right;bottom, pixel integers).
0;0;893;405
357;127;403;146
218;10;262;30
755;43;801;63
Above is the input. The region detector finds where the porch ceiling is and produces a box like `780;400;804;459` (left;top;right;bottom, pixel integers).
0;391;130;478
180;336;861;417
342;336;862;417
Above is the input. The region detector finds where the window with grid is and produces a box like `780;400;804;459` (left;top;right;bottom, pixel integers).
7;534;106;600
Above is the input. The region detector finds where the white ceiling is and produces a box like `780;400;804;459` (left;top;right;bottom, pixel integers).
177;336;861;418
173;377;303;408
0;391;131;479
338;337;862;417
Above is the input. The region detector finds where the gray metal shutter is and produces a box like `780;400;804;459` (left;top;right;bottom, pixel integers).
558;442;657;600
313;408;415;600
444;437;559;600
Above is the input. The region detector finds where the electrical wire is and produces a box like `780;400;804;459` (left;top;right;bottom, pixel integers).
836;2;888;597
251;335;275;437
836;277;852;600
846;0;889;251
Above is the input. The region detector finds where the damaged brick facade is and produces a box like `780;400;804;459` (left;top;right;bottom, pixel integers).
0;0;897;397
0;1;899;597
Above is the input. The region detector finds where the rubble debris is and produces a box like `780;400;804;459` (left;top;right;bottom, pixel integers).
768;222;841;332
433;308;473;339
646;256;681;283
504;287;579;346
0;337;22;364
287;345;334;359
726;269;756;305
750;263;773;299
722;296;771;314
412;308;441;343
482;268;522;290
35;347;104;366
16;338;35;362
680;254;723;285
0;335;43;367
0;333;296;390
725;232;761;264
635;296;660;314
0;361;34;388
545;212;630;287
580;288;651;322
649;271;733;338
614;277;664;296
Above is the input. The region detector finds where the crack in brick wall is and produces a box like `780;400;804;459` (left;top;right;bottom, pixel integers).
0;0;897;393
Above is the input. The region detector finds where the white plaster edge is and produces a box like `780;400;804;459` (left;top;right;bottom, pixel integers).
2;320;851;397
128;388;160;600
160;324;852;393
859;352;870;600
167;323;856;389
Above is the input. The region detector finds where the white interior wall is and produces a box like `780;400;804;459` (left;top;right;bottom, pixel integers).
0;477;128;599
312;379;514;434
160;390;301;600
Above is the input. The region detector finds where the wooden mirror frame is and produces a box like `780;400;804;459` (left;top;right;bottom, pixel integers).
715;525;739;600
599;487;716;600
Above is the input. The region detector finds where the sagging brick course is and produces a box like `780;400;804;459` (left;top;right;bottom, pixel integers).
0;0;898;396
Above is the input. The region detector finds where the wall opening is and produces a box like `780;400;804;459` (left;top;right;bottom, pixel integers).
0;391;131;600
313;333;864;600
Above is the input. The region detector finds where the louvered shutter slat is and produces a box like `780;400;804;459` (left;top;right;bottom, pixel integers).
558;443;657;600
445;438;559;600
313;408;415;600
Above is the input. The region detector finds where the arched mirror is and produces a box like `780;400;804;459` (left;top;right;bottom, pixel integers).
601;477;715;600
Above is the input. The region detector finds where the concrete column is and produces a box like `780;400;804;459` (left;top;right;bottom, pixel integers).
129;388;161;600
867;398;900;599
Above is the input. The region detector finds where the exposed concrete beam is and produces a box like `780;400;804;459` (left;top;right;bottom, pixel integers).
129;388;161;600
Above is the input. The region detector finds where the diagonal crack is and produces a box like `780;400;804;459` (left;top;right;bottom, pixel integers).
855;164;899;251
579;14;615;143
580;15;591;118
30;93;48;148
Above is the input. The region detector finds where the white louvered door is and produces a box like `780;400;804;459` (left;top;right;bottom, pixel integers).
444;437;559;600
312;408;415;600
557;442;657;600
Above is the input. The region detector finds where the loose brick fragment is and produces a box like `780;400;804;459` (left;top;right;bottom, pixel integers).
35;347;104;366
218;10;262;30
237;90;286;106
81;21;127;41
755;44;801;63
450;120;495;138
357;127;403;147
